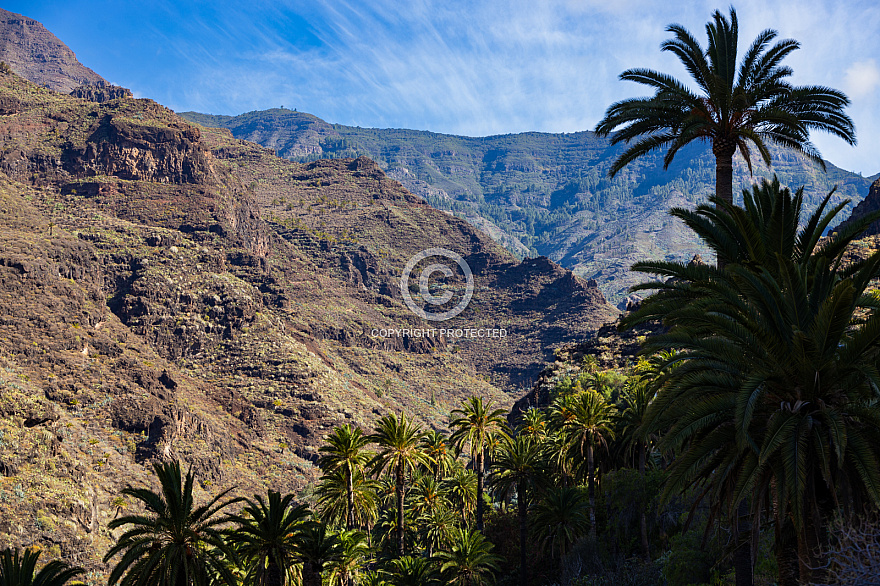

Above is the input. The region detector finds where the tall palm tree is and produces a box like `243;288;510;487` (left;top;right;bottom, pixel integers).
318;425;372;530
0;548;84;586
104;461;240;586
595;7;855;206
487;434;548;586
449;396;508;531
435;528;501;586
627;179;880;585
550;391;616;535
368;412;427;556
225;491;309;586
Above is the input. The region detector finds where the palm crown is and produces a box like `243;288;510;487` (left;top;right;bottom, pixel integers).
0;548;84;586
595;7;855;206
104;461;241;586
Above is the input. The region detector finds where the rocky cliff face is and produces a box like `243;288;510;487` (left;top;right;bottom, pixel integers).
0;8;106;92
63;114;211;184
836;178;880;236
0;60;617;574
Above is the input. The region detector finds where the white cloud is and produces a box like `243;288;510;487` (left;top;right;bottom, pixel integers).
844;59;880;99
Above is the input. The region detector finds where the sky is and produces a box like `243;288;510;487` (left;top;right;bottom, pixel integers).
8;0;880;175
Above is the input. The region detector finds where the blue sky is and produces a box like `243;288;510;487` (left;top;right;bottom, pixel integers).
8;0;880;175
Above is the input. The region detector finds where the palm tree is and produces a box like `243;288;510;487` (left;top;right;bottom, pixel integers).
408;472;449;522
616;369;658;560
595;7;855;207
550;391;616;535
104;461;240;586
487;434;548;586
435;528;501;586
295;523;340;586
449;396;508;531
627;179;880;584
421;430;454;481
316;467;379;530
386;556;439;586
318;425;372;530
418;506;460;559
517;407;548;440
529;487;591;569
225;490;309;586
327;530;370;586
443;464;478;526
368;412;427;556
0;548;84;586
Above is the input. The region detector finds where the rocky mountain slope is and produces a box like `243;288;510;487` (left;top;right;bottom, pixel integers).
836;178;880;236
0;7;106;92
0;54;616;575
181;108;878;307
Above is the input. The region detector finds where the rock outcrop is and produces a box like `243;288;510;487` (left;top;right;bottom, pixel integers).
63;114;212;184
70;81;133;103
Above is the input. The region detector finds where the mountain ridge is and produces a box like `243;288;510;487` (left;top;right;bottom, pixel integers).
180;108;878;306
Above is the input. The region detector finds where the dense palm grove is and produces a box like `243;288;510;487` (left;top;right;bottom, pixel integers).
5;177;880;585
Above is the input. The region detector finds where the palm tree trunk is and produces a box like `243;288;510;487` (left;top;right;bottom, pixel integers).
302;563;321;586
267;559;283;586
734;500;753;586
773;497;799;586
638;442;650;561
346;468;355;530
587;444;596;538
518;480;528;586
476;450;485;531
798;508;825;584
396;462;405;556
714;146;735;206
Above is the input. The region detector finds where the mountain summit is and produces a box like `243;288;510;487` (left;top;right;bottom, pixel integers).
0;7;106;92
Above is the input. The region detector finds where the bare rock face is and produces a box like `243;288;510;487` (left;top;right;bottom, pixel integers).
0;8;106;92
70;81;133;103
63;114;211;184
837;179;880;236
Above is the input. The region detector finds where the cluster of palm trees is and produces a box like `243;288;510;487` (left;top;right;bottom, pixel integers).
0;383;658;586
624;178;880;585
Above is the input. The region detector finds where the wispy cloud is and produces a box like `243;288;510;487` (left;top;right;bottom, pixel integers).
123;0;880;174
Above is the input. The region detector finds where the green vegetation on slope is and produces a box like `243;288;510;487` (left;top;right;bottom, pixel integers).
179;108;877;306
